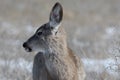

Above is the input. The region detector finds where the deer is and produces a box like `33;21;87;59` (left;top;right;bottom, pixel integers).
23;2;85;80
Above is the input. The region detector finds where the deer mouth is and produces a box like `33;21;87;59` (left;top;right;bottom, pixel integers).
24;47;32;52
23;42;32;52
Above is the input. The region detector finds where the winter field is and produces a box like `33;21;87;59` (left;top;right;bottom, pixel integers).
0;0;120;80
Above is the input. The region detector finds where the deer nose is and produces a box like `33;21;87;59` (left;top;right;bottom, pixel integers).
23;42;27;48
23;42;32;52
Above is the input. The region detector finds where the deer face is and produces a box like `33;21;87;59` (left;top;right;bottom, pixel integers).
23;2;63;53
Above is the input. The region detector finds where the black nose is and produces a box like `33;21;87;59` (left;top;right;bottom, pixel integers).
23;42;27;48
23;42;32;52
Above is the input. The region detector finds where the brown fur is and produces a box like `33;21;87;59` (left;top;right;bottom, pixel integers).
32;27;85;80
43;27;86;80
23;2;86;80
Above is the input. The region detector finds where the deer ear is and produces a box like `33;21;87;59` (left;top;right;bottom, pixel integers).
49;2;63;27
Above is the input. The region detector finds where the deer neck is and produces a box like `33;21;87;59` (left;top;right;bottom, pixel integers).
45;36;68;58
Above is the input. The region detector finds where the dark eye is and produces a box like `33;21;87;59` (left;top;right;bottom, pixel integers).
37;32;42;36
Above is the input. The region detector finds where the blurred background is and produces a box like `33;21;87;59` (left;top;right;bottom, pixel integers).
0;0;120;80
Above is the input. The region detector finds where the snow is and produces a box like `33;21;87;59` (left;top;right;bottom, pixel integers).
82;58;119;76
0;58;119;76
0;58;33;73
105;27;115;36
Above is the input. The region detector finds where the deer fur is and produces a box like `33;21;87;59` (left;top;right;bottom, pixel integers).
23;2;85;80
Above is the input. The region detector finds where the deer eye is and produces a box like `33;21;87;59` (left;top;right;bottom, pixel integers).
37;31;42;36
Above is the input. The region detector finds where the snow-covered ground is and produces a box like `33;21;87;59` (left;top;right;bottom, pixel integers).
0;58;32;73
0;57;119;79
0;58;119;74
82;58;120;76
